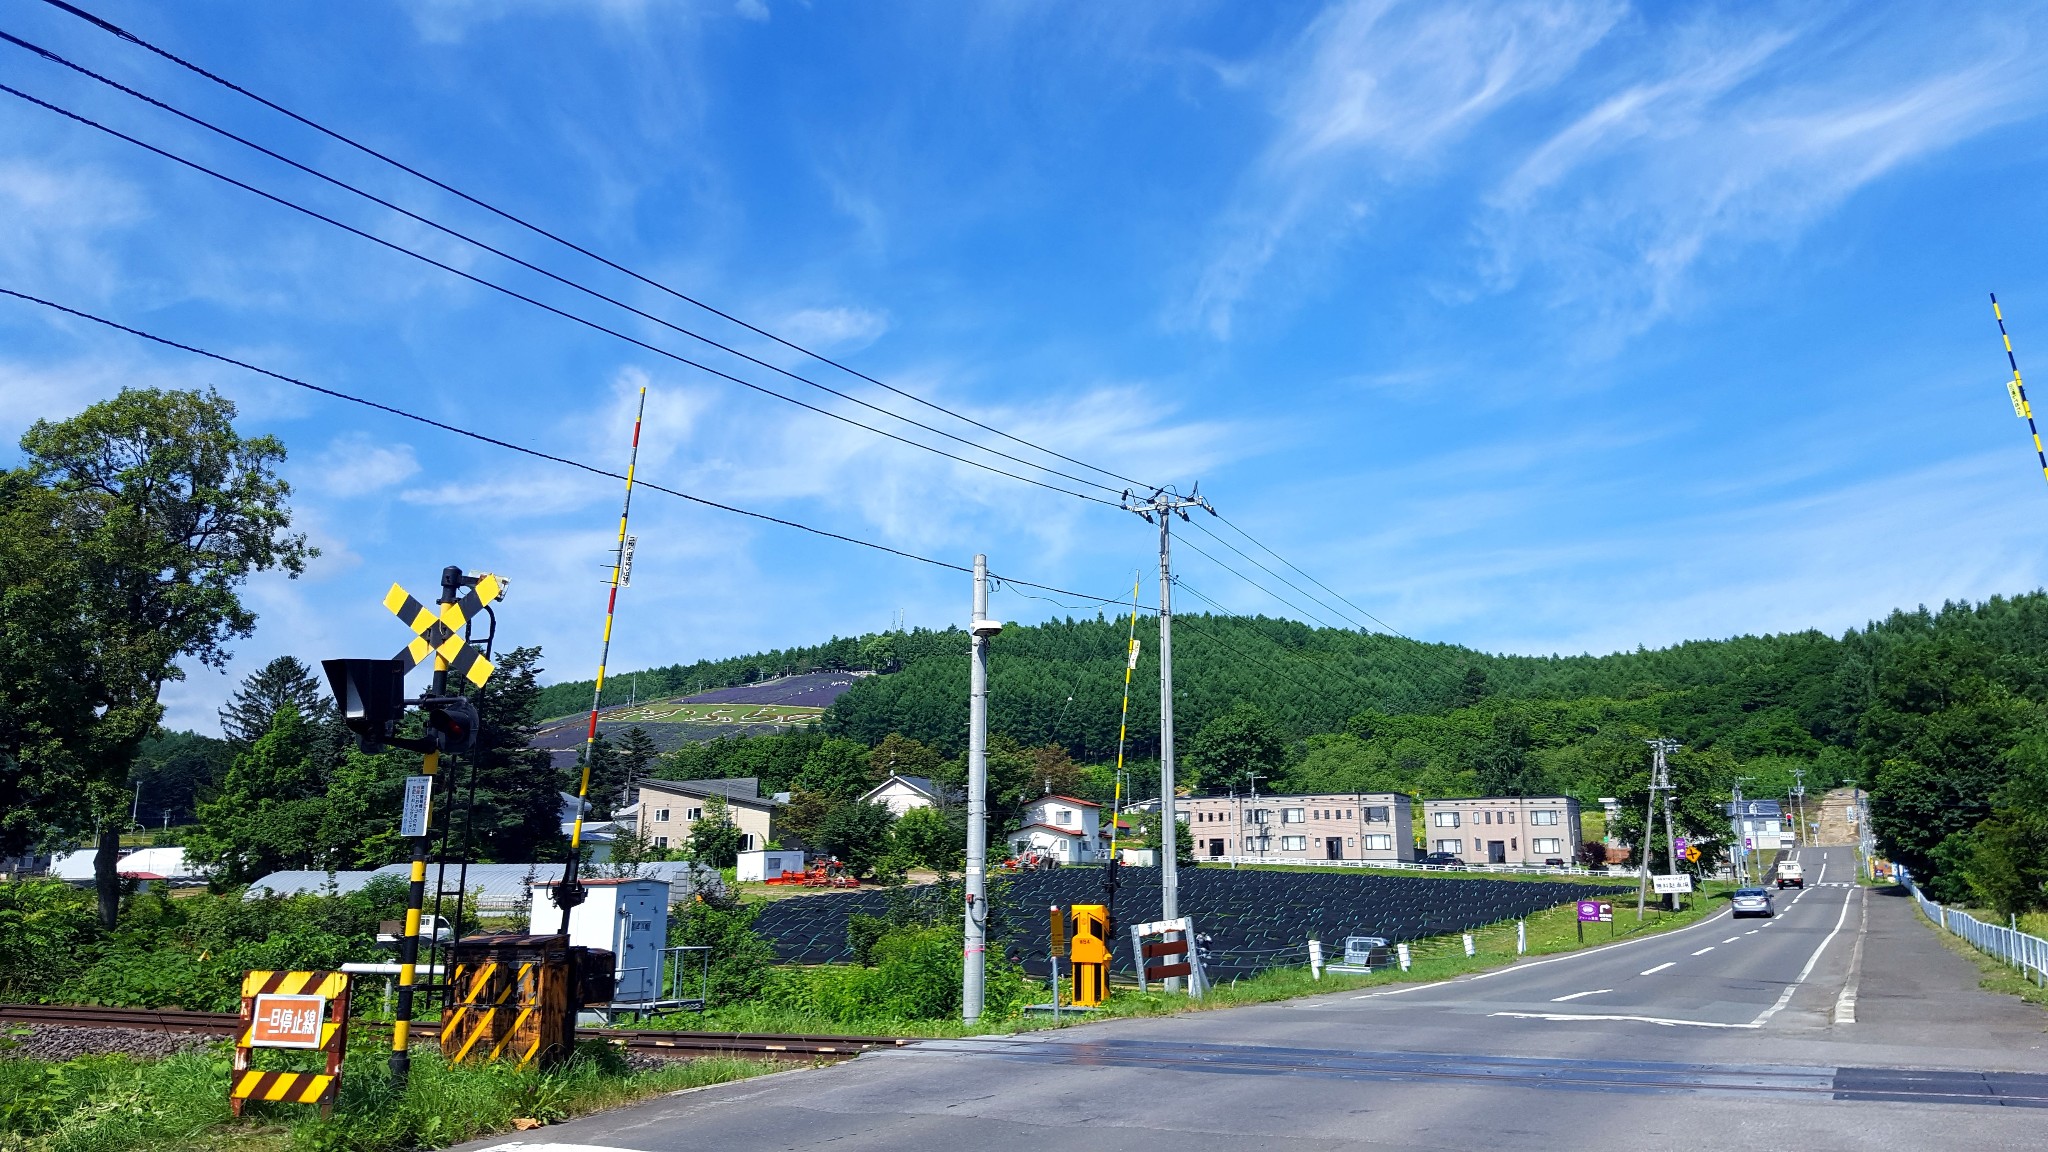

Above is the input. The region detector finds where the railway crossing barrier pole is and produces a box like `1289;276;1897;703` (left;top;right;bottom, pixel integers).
391;566;461;1088
964;555;999;1024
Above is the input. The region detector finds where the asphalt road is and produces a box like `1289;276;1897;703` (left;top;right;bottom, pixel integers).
460;845;2048;1152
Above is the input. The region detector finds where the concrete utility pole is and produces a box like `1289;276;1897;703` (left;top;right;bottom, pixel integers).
1123;487;1212;992
1729;778;1747;887
1791;766;1807;847
963;555;999;1023
1637;737;1680;920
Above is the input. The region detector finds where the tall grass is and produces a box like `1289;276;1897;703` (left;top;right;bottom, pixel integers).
0;1037;775;1152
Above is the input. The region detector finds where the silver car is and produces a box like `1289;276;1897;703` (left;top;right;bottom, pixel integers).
1731;887;1775;918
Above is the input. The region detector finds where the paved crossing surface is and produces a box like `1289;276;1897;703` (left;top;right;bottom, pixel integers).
459;846;2048;1152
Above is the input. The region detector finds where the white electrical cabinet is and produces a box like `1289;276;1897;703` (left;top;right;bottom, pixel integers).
528;877;670;1005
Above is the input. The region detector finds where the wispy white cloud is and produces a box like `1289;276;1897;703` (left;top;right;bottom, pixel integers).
1477;11;2046;344
1182;0;1624;337
775;306;890;352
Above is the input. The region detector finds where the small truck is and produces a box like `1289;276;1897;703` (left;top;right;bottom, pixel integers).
1776;858;1805;889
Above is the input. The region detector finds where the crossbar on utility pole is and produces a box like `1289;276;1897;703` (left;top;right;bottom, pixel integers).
1123;486;1212;992
963;555;999;1023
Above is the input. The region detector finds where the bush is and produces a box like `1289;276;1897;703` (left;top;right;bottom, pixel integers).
0;881;98;1000
668;893;778;1006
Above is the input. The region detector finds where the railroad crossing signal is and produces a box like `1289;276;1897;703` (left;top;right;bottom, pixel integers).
384;573;504;687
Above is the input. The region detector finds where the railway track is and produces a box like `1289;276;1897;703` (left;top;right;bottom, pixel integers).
0;1003;910;1059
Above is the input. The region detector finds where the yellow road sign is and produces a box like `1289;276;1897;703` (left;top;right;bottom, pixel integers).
383;574;503;687
1685;846;1701;863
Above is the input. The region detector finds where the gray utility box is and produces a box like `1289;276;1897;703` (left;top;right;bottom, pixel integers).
528;877;670;1006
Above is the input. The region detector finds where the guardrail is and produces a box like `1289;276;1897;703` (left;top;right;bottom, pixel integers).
1204;856;1613;879
1899;868;2047;987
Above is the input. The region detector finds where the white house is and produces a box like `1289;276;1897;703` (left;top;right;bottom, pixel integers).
858;774;956;817
1006;794;1105;864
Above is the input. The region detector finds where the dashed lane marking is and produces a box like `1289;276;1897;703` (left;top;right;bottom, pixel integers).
1549;989;1611;1002
1691;947;1715;956
1641;962;1676;976
1722;937;1741;944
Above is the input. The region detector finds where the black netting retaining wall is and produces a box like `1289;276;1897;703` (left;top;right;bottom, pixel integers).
752;868;1624;980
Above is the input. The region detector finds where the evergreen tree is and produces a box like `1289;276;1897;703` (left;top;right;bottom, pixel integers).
613;726;660;811
186;705;328;884
459;646;563;863
218;656;327;747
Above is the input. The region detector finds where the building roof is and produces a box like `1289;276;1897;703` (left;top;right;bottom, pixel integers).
244;860;717;901
640;777;777;810
1010;822;1089;839
1027;794;1100;809
1183;791;1409;803
1424;795;1579;804
858;774;957;805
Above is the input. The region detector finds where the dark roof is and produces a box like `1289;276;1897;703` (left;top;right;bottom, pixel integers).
640;777;776;809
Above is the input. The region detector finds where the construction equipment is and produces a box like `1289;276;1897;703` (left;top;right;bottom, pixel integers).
762;859;860;888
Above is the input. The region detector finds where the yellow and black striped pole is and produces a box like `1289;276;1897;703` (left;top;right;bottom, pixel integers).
557;386;647;932
391;565;460;1087
1107;574;1141;863
1993;293;2048;486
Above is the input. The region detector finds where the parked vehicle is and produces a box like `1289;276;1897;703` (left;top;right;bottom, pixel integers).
1776;859;1804;889
1421;851;1465;866
1731;887;1776;918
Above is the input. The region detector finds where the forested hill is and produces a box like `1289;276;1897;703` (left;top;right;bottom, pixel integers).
542;592;2048;903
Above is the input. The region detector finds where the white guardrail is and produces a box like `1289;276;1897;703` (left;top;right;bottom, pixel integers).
1206;855;1608;879
1899;868;2048;988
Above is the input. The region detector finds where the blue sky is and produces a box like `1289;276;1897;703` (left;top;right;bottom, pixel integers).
5;0;2048;734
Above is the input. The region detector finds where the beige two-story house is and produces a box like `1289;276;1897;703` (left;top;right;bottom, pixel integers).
631;777;777;854
1421;796;1582;865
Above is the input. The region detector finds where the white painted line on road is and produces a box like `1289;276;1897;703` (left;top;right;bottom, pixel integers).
1691;947;1714;956
1752;885;1858;1028
1351;980;1452;999
1835;887;1870;1026
1722;937;1740;944
1746;930;1759;935
1489;1011;1758;1030
1549;989;1611;1002
1641;962;1676;975
1464;908;1731;983
1817;860;1827;884
474;1144;656;1151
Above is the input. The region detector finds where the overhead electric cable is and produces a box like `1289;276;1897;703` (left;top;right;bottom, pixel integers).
33;0;1159;494
0;286;1129;607
0;29;1130;501
0;82;1124;508
1171;532;1347;632
1184;517;1377;634
1212;511;1413;640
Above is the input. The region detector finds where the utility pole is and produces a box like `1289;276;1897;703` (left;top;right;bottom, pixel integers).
963;555;999;1023
1637;738;1679;920
1130;483;1204;988
1729;778;1747;887
1791;766;1807;847
1123;487;1211;992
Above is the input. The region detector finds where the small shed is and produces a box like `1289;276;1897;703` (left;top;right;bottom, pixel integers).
736;849;806;882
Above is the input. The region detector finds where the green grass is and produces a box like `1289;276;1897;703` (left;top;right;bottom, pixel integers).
632;884;1726;1039
1914;907;2048;1010
0;1035;778;1152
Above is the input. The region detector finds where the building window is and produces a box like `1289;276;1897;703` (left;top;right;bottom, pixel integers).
1282;808;1305;824
1473;838;1483;852
1249;809;1271;825
1364;834;1393;851
1366;806;1390;823
654;808;670;822
1432;812;1461;828
1280;835;1308;851
1534;838;1562;854
1055;809;1073;825
654;836;668;849
1346;836;1356;846
1434;838;1463;854
1506;812;1516;824
740;833;756;851
687;807;703;821
1533;810;1559;826
1511;838;1518;850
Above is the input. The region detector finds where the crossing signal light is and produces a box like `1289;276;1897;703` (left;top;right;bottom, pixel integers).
424;697;479;755
322;658;407;753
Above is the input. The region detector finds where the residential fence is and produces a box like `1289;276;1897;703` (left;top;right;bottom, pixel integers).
1899;868;2048;987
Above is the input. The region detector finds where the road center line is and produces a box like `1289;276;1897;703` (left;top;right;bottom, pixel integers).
1752;885;1858;1027
1722;937;1740;944
1549;989;1611;1002
1489;1011;1758;1030
1691;947;1714;956
1641;962;1676;975
1746;930;1759;935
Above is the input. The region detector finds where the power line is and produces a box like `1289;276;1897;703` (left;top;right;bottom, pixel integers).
0;286;1132;608
1213;510;1412;640
0;81;1126;509
33;0;1159;495
0;29;1132;503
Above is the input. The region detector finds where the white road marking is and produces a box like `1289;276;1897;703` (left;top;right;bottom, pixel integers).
1817;859;1827;884
475;1144;652;1151
1691;947;1714;956
1835;887;1870;1025
1490;1011;1757;1030
1465;908;1731;983
1351;980;1452;999
1549;989;1611;1002
1752;885;1858;1027
1641;962;1676;975
1746;930;1759;935
1722;937;1740;944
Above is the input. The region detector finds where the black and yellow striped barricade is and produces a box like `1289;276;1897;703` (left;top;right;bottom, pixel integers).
439;934;579;1069
231;970;351;1117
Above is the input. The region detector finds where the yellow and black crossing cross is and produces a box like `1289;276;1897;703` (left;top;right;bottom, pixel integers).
383;573;504;687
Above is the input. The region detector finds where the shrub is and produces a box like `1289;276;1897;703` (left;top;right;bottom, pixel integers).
0;880;98;1000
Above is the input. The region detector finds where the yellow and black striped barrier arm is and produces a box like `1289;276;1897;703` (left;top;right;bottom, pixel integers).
1993;293;2048;487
